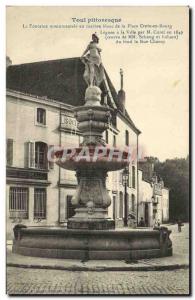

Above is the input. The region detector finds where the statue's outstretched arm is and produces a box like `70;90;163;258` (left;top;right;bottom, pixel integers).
81;44;90;57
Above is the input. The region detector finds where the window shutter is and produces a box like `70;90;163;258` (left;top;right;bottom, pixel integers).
25;141;35;168
48;145;54;169
30;142;35;168
7;139;13;166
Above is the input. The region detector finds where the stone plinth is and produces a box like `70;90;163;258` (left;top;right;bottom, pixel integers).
13;227;172;260
67;218;115;230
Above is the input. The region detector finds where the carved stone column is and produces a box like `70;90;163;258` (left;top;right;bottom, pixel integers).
67;168;115;229
66;86;116;230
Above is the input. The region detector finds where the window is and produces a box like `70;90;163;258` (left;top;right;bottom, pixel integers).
119;192;123;218
7;139;13;166
37;108;46;125
131;194;135;212
113;135;116;147
105;130;109;144
34;188;46;219
132;166;136;188
125;130;129;146
25;141;50;169
9;187;29;219
35;142;48;169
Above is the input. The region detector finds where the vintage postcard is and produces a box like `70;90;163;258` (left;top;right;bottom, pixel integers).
6;6;190;295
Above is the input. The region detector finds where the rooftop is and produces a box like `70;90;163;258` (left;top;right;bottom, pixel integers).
6;57;141;134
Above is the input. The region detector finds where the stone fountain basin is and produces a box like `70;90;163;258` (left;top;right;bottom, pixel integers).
12;227;172;260
54;147;129;171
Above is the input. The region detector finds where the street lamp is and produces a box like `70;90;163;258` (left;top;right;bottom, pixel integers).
122;166;129;227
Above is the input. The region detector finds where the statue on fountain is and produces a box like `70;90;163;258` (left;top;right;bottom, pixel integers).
81;33;105;87
81;33;104;105
81;33;105;106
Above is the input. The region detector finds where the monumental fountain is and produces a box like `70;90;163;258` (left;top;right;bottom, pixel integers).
13;34;172;260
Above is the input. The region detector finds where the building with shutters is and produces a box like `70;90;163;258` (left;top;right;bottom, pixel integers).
6;57;142;239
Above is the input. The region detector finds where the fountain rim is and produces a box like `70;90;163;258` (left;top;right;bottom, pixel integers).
15;226;172;237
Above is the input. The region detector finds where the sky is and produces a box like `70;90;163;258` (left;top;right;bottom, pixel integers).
6;6;189;162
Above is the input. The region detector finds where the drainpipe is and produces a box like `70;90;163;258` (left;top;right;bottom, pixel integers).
58;105;62;224
137;134;139;226
124;177;128;227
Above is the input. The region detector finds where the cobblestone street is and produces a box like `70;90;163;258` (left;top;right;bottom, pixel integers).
6;224;190;295
7;267;189;295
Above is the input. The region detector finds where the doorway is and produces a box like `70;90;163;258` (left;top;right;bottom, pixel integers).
67;195;76;219
144;203;149;227
113;195;116;219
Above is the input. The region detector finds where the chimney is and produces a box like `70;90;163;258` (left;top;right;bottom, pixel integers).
118;68;126;114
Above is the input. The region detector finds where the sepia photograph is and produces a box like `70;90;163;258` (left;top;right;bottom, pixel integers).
6;5;190;295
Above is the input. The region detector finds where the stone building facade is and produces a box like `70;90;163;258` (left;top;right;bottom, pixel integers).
6;58;142;238
138;159;169;227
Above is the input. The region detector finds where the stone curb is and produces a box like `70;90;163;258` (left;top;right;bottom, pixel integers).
7;262;189;272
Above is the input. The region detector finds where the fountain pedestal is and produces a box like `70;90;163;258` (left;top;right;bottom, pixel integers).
67;168;114;230
58;86;122;230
